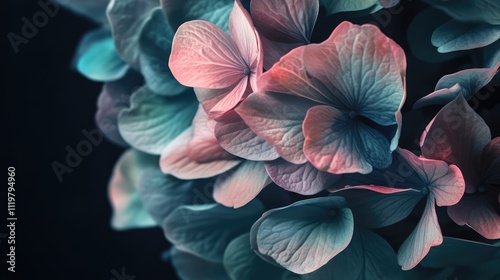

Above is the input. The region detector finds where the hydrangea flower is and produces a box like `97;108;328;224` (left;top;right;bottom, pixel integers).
238;21;406;174
169;0;262;119
420;95;500;239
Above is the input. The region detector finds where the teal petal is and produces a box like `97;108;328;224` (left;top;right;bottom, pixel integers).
319;0;382;16
137;167;195;225
57;0;109;23
426;0;500;25
118;86;198;155
223;233;287;280
303;229;403;280
432;20;500;53
250;196;354;274
171;247;231;280
161;0;233;31
421;237;500;268
138;8;186;96
108;150;157;230
75;28;128;81
164;200;264;262
107;0;158;69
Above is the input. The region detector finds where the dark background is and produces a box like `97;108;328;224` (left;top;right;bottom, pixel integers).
3;0;178;279
2;0;499;279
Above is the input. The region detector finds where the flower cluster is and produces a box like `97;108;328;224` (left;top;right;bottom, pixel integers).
62;0;500;279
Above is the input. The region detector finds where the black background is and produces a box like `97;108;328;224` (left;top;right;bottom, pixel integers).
4;0;178;279
2;0;499;279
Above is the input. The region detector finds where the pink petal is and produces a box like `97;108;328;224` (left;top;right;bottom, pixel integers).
229;0;262;86
398;197;443;270
236;92;318;164
214;110;279;161
169;20;247;89
448;194;500;239
303;105;391;174
214;161;270;208
207;77;248;119
160;128;241;179
265;159;340;195
420;95;491;192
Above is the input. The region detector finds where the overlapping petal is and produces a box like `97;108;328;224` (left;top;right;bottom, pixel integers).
432;20;500;53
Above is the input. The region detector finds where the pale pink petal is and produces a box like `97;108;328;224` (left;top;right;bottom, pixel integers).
237;92;318;164
214;161;270;208
207;77;248;119
160;128;242;179
398;197;443;270
448;194;500;239
228;0;261;77
169;20;247;89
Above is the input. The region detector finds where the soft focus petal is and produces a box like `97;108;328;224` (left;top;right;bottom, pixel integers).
378;0;400;8
95;71;142;147
303;105;392;174
414;68;497;109
171;248;231;280
420;95;491;191
265;159;339;195
138;8;185;96
397;198;443;270
250;197;354;274
426;0;500;25
447;194;500;239
251;0;318;68
75;28;128;81
163;200;264;262
214;161;270;208
118;86;198;154
420;237;500;268
107;0;158;69
432;20;500;53
319;0;381;15
335;187;422;228
137;167;195;225
214;110;279;161
237;92;317;164
58;0;109;23
108;150;157;230
169;20;247;89
223;233;286;280
303;229;402;280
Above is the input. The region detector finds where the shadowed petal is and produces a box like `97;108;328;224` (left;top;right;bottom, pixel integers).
447;194;500;239
426;0;500;25
214;161;270;208
420;95;491;191
319;0;381;15
164;200;264;262
482;137;500;187
161;0;233;31
237;92;317;164
138;8;186;96
379;0;400;8
57;0;109;23
265;159;339;195
250;197;354;274
171;248;231;280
